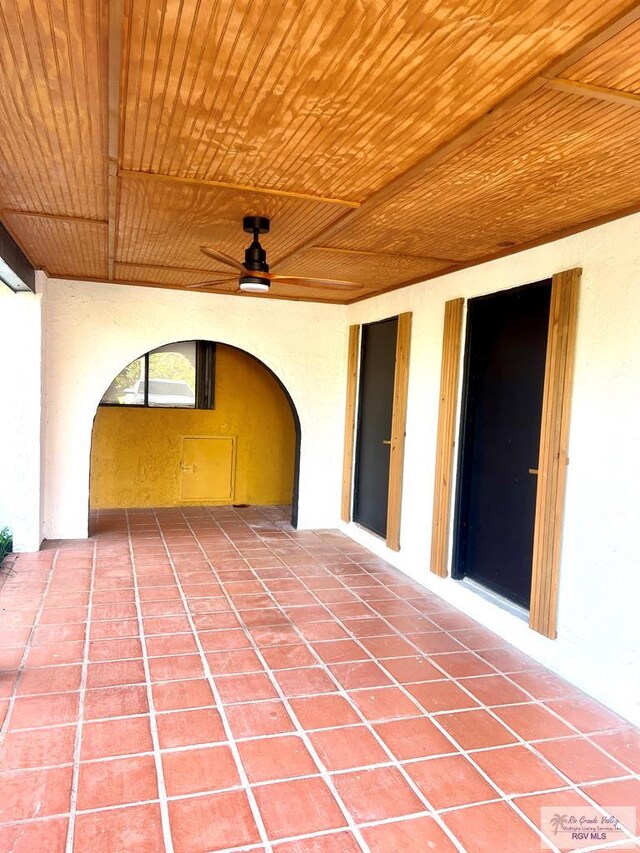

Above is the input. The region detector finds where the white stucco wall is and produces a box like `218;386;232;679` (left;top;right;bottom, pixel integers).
0;275;43;551
344;213;640;725
41;279;347;539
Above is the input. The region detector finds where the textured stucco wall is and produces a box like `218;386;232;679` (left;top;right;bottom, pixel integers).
345;212;640;725
90;345;296;507
0;278;43;551
42;280;347;538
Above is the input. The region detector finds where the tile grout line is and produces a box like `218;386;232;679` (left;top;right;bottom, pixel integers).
181;508;466;853
126;508;175;853
64;537;97;852
0;550;60;743
152;512;275;853
176;509;378;853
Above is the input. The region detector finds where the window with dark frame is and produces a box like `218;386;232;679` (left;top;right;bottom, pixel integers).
100;341;216;409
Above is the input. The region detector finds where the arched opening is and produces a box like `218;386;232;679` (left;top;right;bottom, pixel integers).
89;340;301;527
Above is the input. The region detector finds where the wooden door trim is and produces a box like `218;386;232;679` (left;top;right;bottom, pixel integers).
341;325;360;522
386;312;412;551
430;298;465;576
529;268;581;638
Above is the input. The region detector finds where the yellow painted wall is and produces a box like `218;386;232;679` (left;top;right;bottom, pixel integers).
90;345;296;508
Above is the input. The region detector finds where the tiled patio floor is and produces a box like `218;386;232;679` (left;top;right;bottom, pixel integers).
1;506;639;852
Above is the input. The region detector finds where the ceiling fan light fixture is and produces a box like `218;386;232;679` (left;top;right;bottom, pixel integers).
239;274;270;293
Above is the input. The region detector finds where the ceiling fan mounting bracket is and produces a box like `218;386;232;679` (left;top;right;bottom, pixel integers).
243;215;270;235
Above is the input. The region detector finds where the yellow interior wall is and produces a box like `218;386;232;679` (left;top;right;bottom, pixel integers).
90;345;296;508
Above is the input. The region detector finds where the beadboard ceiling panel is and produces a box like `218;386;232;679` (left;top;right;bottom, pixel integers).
1;0;640;302
322;89;640;265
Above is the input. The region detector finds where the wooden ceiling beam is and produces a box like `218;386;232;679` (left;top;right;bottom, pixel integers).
2;210;108;225
118;169;361;209
544;77;640;108
275;0;640;273
107;0;123;282
312;245;460;264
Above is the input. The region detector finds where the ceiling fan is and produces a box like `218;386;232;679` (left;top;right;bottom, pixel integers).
191;216;362;294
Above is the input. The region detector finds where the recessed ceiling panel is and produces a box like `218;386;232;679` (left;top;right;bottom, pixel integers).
563;19;640;93
325;89;640;261
115;174;350;271
0;0;107;219
120;0;631;201
3;213;108;278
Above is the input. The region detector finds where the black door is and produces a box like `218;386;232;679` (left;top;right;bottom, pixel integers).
353;317;398;537
453;281;551;608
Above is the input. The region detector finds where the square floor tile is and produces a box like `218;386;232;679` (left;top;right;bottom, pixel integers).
10;692;79;729
145;633;198;657
156;707;226;748
84;684;149;719
170;791;260;853
361;815;458;852
430;652;496;678
381;656;443;684
253;777;346;840
580;778;640;831
545;697;630;734
309;725;388;771
238;734;319;783
406;680;480;713
81;715;153;760
443;800;542;852
458;674;531;707
274;667;337;697
0;817;68;853
74;803;164;853
348;686;420;721
1;724;77;769
472;745;566;795
535;736;629;783
0;765;73;822
332;765;423;822
162;744;239;796
215;672;278;703
591;727;640;774
17;664;82;696
328;661;392;690
513;789;594;843
311;640;370;665
87;659;146;689
147;654;205;682
290;694;360;730
206;648;264;675
374;716;457;760
261;643;317;670
493;703;575;741
198;628;251;652
88;637;143;662
77;754;158;809
26;640;85;667
226;700;296;738
405;754;499;809
151;678;214;711
437;709;518;750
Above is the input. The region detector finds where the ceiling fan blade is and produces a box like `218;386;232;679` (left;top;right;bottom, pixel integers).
200;246;246;272
269;274;362;291
186;278;238;290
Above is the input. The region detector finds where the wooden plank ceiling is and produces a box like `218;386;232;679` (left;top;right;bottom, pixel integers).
1;0;640;303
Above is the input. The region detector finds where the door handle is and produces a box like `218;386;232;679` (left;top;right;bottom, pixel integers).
181;464;196;473
382;440;391;445
528;468;539;475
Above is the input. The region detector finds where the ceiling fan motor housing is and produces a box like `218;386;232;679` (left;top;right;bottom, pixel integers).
242;215;271;272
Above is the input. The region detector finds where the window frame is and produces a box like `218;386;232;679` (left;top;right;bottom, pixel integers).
99;341;215;410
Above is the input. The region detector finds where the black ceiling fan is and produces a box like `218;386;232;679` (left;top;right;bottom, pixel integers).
191;216;362;293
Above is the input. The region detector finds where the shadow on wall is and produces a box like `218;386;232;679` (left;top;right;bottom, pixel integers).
89;343;301;522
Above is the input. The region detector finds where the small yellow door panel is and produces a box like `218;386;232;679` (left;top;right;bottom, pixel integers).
181;436;236;502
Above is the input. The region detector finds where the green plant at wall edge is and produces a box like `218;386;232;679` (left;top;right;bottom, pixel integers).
0;527;12;564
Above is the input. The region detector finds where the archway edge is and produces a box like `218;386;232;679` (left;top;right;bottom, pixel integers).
91;337;302;527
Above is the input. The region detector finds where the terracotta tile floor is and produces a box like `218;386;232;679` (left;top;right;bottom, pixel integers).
0;505;638;852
